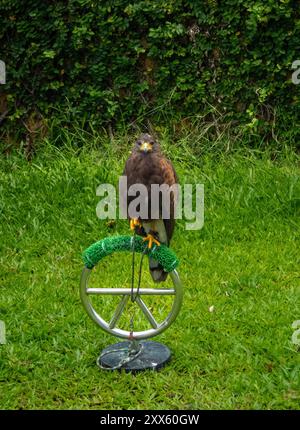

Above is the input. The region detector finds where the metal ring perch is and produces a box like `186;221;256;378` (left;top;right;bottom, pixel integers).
80;235;183;341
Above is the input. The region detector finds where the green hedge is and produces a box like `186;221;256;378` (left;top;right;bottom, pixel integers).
0;0;299;140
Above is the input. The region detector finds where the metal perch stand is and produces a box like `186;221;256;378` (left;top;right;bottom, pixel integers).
80;235;183;372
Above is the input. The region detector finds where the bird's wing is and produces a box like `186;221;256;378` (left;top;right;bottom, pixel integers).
158;157;178;245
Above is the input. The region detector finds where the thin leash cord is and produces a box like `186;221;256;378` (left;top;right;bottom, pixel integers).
129;230;147;327
99;231;146;371
132;246;148;302
98;344;143;371
130;230;148;302
130;231;136;302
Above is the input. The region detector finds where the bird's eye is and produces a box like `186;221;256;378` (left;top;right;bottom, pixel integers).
137;140;142;146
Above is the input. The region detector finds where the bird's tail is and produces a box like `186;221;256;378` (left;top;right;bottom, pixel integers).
149;257;168;283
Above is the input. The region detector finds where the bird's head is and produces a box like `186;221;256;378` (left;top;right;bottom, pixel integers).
134;133;159;154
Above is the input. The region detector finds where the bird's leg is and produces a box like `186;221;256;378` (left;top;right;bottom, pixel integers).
142;221;161;249
143;234;161;249
130;218;142;231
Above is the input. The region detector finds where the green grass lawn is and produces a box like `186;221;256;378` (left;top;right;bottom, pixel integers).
0;135;299;409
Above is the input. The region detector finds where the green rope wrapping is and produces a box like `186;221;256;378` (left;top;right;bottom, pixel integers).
83;235;179;272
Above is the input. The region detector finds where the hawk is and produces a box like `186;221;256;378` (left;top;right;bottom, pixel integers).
123;133;178;283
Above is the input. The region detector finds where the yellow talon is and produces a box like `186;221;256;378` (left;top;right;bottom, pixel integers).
142;234;161;249
130;218;141;231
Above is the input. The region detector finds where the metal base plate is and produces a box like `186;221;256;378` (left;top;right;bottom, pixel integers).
98;341;171;372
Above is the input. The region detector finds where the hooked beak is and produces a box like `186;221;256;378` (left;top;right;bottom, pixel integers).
140;142;152;153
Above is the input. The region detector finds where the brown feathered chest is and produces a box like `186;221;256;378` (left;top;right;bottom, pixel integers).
125;151;173;188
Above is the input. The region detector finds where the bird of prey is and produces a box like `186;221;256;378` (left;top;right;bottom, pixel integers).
123;133;178;283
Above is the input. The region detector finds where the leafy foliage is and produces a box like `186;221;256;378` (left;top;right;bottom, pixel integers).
0;0;299;140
